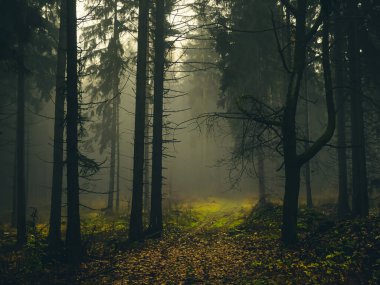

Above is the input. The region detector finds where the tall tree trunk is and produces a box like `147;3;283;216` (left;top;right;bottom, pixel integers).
25;120;30;207
304;71;312;208
257;149;266;206
129;0;149;242
281;0;334;245
281;100;301;244
107;97;116;213
66;0;82;262
48;0;67;249
143;100;150;222
12;147;17;228
281;0;307;245
347;0;368;217
107;117;116;212
149;0;165;235
107;1;121;214
143;12;152;223
115;98;120;213
334;4;350;217
16;0;26;245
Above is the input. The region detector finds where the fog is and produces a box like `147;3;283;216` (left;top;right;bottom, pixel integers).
0;0;363;223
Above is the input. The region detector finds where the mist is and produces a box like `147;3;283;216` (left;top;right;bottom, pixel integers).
1;0;379;283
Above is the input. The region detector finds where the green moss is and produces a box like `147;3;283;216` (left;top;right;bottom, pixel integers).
165;197;253;231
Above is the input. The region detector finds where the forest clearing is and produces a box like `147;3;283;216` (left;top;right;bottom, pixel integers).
1;198;379;284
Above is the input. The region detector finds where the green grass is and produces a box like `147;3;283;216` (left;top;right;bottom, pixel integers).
165;197;253;231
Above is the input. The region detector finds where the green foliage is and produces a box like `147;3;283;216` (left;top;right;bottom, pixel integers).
0;202;379;284
82;0;135;154
165;198;250;231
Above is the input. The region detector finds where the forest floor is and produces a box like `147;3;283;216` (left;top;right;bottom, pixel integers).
0;198;380;284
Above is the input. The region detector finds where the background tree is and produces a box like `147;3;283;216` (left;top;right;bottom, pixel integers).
48;0;67;249
129;0;150;242
279;0;335;245
333;0;350;217
66;0;82;262
82;0;133;214
212;0;283;205
347;0;368;217
148;0;166;236
16;0;27;245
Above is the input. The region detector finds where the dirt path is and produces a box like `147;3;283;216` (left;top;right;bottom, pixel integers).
84;200;256;284
77;200;376;285
110;229;253;284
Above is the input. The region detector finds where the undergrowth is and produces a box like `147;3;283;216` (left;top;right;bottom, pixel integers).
0;199;379;284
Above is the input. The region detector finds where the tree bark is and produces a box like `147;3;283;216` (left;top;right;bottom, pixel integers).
144;99;150;222
48;0;67;249
281;88;301;244
106;2;120;214
281;0;335;245
149;0;165;235
304;71;312;208
16;0;26;246
116;97;120;213
129;0;149;242
334;4;350;217
12;147;17;228
107;106;116;212
66;0;82;262
281;0;307;245
257;150;266;206
347;0;368;217
25;120;30;207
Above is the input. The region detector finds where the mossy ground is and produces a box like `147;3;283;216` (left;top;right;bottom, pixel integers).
0;198;379;284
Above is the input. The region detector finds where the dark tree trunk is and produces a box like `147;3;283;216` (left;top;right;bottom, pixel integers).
304;71;312;208
16;1;26;245
281;0;307;245
334;5;350;217
48;0;67;249
281;0;335;245
281;101;301;244
115;98;120;213
347;0;368;217
107;112;117;214
257;150;266;206
12;148;17;228
107;2;120;214
143;99;150;222
25;121;30;207
107;97;116;213
66;0;82;262
129;0;149;242
149;0;165;235
143;17;152;223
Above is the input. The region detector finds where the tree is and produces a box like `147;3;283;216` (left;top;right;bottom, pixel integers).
303;70;312;209
115;97;121;212
129;0;150;242
106;0;121;214
257;149;266;206
347;0;369;217
280;0;335;245
333;1;350;217
48;0;67;250
81;0;129;214
148;0;166;236
213;0;283;202
16;0;27;246
2;0;57;235
66;0;82;262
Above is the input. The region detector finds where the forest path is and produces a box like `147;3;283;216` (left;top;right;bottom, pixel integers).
79;199;375;284
85;198;261;284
